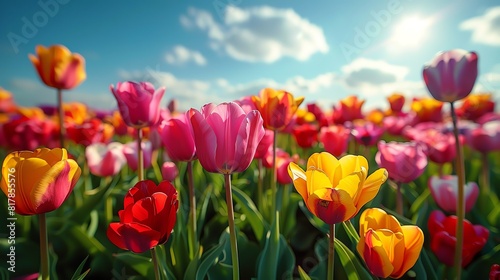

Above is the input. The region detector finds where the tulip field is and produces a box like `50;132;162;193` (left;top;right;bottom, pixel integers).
1;45;500;280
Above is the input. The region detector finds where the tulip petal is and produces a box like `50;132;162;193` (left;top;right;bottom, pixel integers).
339;155;368;178
307;152;340;185
392;226;424;278
190;108;219;173
306;169;333;195
107;222;160;253
356;168;387;210
234;110;264;173
363;230;395;278
308;188;356;224
288;162;308;201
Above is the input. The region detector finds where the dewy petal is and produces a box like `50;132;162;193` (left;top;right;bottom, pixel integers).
288;162;308;201
308;188;356;224
392;226;424;278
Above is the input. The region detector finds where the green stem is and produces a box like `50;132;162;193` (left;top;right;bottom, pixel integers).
327;223;335;280
271;129;277;224
450;102;465;279
395;181;403;216
257;159;264;213
187;161;197;260
57;88;65;149
481;153;490;193
224;173;239;280
137;128;144;181
151;150;163;183
39;213;49;280
151;247;161;280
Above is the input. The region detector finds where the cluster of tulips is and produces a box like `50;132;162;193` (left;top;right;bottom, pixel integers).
0;45;499;280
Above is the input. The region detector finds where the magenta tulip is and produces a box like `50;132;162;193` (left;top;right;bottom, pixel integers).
375;141;428;183
189;102;265;174
160;112;196;162
428;175;479;213
351;121;385;147
319;125;350;157
86;142;127;177
423;49;478;103
162;161;179;182
466;120;500;154
123;140;153;171
110;81;165;128
254;129;274;159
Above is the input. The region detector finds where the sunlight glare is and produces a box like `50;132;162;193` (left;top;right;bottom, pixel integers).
390;15;432;50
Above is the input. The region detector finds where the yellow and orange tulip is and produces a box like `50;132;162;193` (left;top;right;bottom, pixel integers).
252;88;304;130
288;152;387;224
357;208;424;279
29;45;86;90
1;148;81;215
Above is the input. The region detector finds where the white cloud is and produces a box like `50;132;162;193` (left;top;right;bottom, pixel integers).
341;58;409;88
165;45;207;66
460;6;500;46
180;6;329;63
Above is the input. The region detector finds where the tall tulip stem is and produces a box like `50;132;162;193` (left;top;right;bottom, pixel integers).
224;173;239;280
450;102;465;278
137;128;144;181
39;213;49;280
271;129;277;224
151;247;161;280
257;159;264;213
327;224;335;280
395;181;403;216
187;161;197;260
57;88;66;149
481;153;490;193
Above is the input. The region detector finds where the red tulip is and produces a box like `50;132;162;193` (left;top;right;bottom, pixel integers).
375;141;427;183
387;93;406;114
428;175;479;214
457;93;495;121
427;210;488;267
2;115;57;150
66;118;114;146
189;102;265;174
85;142;127;177
107;180;178;253
292;123;318;148
160;112;196;162
423;49;478;103
319;125;350;157
110;81;165;128
335;95;364;124
490;264;500;280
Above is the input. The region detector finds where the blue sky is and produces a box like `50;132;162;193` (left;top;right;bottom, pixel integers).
1;0;499;112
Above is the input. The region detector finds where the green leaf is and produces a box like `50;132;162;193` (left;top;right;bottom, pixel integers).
298;201;329;234
155;244;177;280
465;244;500;279
298;266;312;280
334;238;373;280
68;175;119;224
196;184;213;240
115;252;152;277
232;186;269;241
410;188;431;216
71;256;91;280
195;238;226;280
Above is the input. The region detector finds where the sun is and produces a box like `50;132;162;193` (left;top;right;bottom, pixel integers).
390;15;432;50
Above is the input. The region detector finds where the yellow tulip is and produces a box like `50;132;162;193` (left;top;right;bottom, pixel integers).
357;208;424;279
288;152;387;224
252;88;304;130
29;45;86;90
1;148;81;215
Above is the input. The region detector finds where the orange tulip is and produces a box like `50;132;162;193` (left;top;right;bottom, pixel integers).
288;152;387;224
252;88;304;131
29;45;86;90
387;93;406;114
1;148;81;215
335;95;365;123
410;97;443;123
357;208;424;278
0;87;16;113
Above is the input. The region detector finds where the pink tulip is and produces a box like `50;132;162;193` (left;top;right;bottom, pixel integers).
160;112;196;162
375;141;427;183
123;140;153;171
408;128;456;164
466;120;500;154
110;81;165;128
423;49;478;103
162;161;179;181
189;102;265;174
351;121;384;147
254;129;274;159
319;125;350;157
85;142;127;177
428;175;479;213
382;113;414;136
